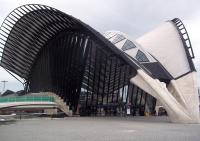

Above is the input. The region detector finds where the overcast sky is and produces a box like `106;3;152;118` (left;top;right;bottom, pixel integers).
0;0;200;92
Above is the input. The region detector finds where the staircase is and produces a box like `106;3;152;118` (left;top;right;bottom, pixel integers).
29;92;72;116
52;94;72;116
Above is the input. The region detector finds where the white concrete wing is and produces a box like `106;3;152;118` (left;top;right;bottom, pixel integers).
131;19;200;123
105;19;200;123
136;21;191;78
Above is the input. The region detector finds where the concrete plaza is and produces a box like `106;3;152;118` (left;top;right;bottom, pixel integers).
0;116;199;141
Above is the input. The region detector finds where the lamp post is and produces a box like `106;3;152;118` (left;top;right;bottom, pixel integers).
1;80;8;94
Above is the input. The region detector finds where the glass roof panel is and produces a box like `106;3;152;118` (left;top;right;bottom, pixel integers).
135;50;149;62
112;34;125;44
122;40;136;51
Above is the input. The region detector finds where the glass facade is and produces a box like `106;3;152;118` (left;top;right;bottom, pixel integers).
135;50;149;62
112;34;125;44
122;40;136;51
105;32;116;39
0;4;157;117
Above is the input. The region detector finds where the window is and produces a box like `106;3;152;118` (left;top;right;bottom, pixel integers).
112;34;125;44
103;32;110;37
121;40;136;51
105;32;116;39
135;50;149;62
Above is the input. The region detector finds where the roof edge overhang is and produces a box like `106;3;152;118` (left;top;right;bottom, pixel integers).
171;18;196;72
0;4;140;81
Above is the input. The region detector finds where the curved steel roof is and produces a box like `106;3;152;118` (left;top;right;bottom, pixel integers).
0;4;139;80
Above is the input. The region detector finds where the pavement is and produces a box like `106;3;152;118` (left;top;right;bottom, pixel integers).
0;116;200;141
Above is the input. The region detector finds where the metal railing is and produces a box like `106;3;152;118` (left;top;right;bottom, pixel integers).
0;96;54;103
171;18;195;71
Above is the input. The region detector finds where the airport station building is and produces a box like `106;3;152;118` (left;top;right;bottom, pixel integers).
0;4;199;123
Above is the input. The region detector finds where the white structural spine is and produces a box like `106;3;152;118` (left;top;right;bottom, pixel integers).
130;70;200;123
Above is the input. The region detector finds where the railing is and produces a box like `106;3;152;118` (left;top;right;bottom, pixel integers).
0;96;55;103
171;18;195;71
